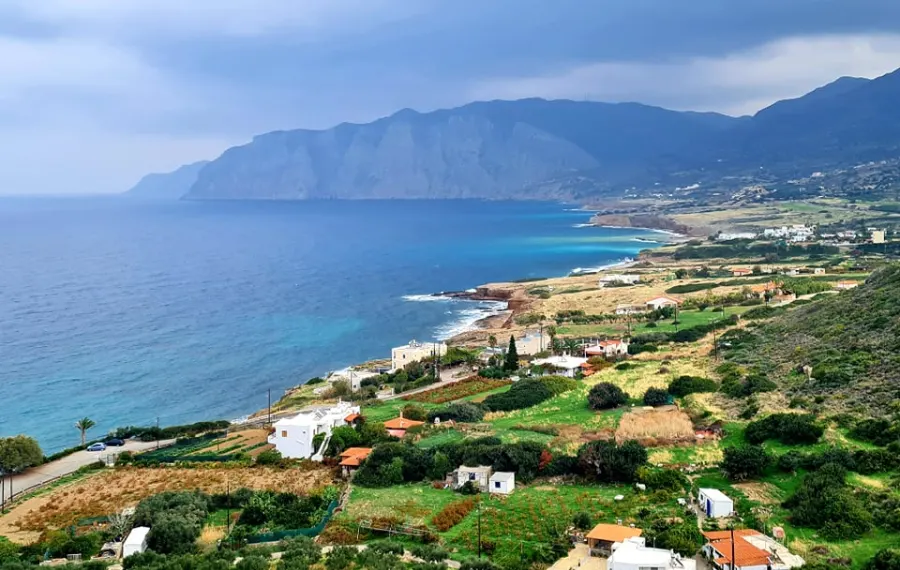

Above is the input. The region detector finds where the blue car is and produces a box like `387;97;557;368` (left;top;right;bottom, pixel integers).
86;442;106;452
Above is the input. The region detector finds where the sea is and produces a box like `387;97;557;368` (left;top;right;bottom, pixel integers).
0;198;663;452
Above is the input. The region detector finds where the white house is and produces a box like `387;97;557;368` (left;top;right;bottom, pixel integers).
123;527;150;558
454;465;493;492
698;488;733;518
391;340;447;372
599;274;641;287
532;355;588;378
585;339;629;359
609;538;696;570
489;471;515;495
646;297;680;311
615;304;646;316
268;401;361;460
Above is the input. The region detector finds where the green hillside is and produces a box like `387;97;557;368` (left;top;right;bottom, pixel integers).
723;264;900;414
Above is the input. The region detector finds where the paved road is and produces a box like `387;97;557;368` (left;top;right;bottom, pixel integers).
1;439;174;504
381;365;472;401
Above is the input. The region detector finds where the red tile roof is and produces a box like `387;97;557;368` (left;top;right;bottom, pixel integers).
344;413;360;422
339;447;373;467
383;417;425;430
704;530;770;568
586;524;643;542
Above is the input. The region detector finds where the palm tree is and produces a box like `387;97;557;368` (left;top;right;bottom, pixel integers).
563;338;580;356
75;417;96;446
546;325;557;353
488;335;497;350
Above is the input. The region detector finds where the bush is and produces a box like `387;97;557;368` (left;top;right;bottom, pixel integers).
573;512;593;530
667;375;717;397
588;382;629;410
578;440;647;482
638;468;689;492
432;498;476;531
235;555;269;570
538;375;580;395
784;463;873;540
483;379;554;412
427;402;485;423
643;387;669;407
410;543;449;563
255;449;282;466
281;536;322;567
745;413;823;445
721;445;771;480
460;559;500;570
401;404;427;422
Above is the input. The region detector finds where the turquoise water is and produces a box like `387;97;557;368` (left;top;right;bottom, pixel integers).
0;199;662;451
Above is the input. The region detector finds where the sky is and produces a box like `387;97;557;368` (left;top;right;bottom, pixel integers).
2;0;900;195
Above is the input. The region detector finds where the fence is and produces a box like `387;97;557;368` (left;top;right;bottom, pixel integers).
246;499;340;544
133;454;241;464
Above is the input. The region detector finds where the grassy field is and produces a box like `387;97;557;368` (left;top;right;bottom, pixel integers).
338;483;682;561
587;358;710;400
558;306;748;337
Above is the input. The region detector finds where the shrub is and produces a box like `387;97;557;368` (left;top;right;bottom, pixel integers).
667;375;717;397
573;512;593;530
615;362;636;371
427;402;485;423
368;541;405;556
864;549;900;570
538;375;580;395
578;440;647;482
410;544;449;563
851;418;900;446
432;498;476;531
784;463;873;540
460;559;500;570
483;379;554;412
638;468;689;492
745;413;823;445
401;404;427;422
721;445;771;480
281;536;322;567
588;382;628;410
254;449;282;466
235;556;269;570
643;387;669;407
324;546;357;570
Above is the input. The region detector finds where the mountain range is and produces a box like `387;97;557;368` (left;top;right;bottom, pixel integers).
127;67;900;201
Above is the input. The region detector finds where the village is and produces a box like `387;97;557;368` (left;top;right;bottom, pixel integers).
5;238;898;570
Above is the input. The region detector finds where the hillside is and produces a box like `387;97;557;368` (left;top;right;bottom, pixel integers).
724;265;900;414
125;161;209;199
135;67;900;201
184;100;737;201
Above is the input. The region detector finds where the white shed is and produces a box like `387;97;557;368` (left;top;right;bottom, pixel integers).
698;488;733;518
123;526;150;558
489;471;515;495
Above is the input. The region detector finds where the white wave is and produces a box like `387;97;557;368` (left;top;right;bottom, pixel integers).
568;257;635;276
434;300;508;340
572;223;594;228
402;293;451;303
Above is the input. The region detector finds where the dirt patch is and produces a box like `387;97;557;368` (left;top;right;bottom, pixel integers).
615;408;694;444
0;465;333;543
733;482;781;505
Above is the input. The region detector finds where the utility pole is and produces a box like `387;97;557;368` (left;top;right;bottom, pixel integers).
267;389;272;426
539;323;544;352
156;416;160;450
713;331;718;361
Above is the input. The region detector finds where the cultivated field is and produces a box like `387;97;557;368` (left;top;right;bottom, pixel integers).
0;465;332;543
615;407;694;445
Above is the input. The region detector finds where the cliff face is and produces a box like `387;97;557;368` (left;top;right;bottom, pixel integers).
125;161;209;199
184;99;737;201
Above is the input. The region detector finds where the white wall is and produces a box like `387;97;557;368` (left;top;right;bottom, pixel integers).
490;477;515;495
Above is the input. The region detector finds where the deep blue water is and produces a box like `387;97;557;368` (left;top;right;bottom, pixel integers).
0;198;662;451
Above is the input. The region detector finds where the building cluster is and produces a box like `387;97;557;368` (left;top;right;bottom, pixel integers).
762;224;816;242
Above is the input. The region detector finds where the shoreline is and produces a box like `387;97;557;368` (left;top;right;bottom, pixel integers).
245;221;665;419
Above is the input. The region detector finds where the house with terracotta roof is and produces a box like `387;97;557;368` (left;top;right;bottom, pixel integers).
702;530;804;570
586;523;643;556
749;281;780;298
731;267;753;277
646;296;680;311
383;415;425;438
339;447;373;477
585;339;630;359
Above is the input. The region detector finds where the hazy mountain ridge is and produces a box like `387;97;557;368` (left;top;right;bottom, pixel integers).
137;68;900;201
125;161;210;199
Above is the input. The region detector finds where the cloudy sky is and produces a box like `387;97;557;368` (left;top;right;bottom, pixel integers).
3;0;900;195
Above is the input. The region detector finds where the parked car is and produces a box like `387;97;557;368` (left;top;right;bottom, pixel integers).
105;438;125;447
87;442;107;452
